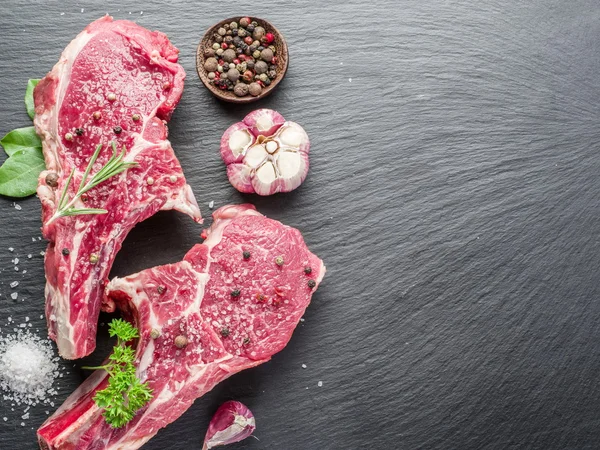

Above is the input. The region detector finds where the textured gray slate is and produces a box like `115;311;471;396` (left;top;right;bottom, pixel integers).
1;0;600;449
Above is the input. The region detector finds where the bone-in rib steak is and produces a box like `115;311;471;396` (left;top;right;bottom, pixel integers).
34;16;201;360
37;204;325;450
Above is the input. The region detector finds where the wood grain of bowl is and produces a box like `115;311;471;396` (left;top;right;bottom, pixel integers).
196;17;289;103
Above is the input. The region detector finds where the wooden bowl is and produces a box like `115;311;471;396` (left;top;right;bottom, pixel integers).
196;17;289;103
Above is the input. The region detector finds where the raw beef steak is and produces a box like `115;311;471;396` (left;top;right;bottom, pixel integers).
37;204;325;450
34;16;201;359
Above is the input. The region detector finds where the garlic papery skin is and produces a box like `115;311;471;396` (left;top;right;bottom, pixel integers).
220;109;310;195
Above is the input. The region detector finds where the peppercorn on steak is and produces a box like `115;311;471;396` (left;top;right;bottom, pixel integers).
34;16;201;360
37;204;325;450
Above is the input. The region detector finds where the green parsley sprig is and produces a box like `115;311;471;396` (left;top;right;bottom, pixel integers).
83;319;152;428
46;142;137;225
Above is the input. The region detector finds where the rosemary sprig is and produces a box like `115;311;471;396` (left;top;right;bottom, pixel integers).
47;142;137;225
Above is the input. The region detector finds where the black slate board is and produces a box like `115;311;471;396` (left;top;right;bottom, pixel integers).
2;1;600;449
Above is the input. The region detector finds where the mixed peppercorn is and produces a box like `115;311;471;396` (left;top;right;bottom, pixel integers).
203;17;279;98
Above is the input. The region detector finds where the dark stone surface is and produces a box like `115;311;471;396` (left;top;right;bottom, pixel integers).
1;0;600;448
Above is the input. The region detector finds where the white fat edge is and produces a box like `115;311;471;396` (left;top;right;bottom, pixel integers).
105;435;154;450
316;259;327;284
35;29;105;358
137;339;155;380
125;130;169;164
47;29;96;173
126;126;200;219
50;370;107;419
34;28;96;207
51;393;102;447
47;277;76;359
204;206;263;248
203;219;233;248
160;183;201;219
106;274;157;327
44;280;75;356
52;218;93;357
180;270;210;319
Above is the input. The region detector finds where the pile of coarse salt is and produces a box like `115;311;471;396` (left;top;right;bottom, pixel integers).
0;329;60;406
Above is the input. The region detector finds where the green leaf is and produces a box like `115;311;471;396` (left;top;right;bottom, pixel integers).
25;79;40;120
109;345;136;365
87;318;152;428
108;319;139;342
0;147;45;197
1;126;42;156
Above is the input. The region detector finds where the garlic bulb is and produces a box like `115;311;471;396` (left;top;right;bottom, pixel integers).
220;109;310;195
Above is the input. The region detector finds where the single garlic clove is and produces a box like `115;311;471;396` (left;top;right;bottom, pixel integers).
244;144;268;169
220;122;255;164
275;149;310;193
278;121;310;155
226;164;254;193
243;108;285;137
202;401;256;450
252;161;278;196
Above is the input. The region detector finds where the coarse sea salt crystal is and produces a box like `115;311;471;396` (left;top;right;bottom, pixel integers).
0;330;61;407
14;204;21;211
317;381;323;387
10;281;18;288
10;293;17;300
27;254;32;259
8;247;14;252
302;364;307;369
209;201;215;209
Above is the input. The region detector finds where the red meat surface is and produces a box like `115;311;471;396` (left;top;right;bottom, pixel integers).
37;204;325;450
33;16;201;359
